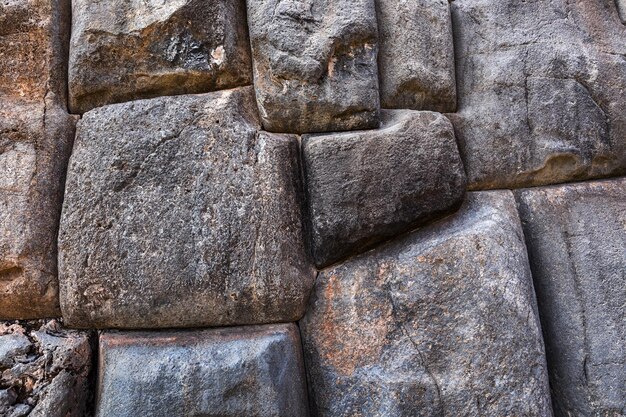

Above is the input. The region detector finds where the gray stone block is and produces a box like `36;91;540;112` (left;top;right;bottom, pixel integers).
516;178;626;416
376;0;456;112
302;110;466;267
96;324;309;417
449;0;626;189
68;0;252;114
300;191;553;416
246;0;380;133
59;87;315;328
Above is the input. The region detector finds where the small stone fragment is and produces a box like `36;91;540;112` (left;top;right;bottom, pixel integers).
0;320;94;417
59;87;315;329
246;0;380;133
96;324;309;416
449;0;626;189
375;0;456;112
68;0;252;114
300;191;553;416
515;178;626;416
0;0;76;319
303;110;466;267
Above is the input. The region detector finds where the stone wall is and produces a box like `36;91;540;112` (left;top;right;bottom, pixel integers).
0;0;624;416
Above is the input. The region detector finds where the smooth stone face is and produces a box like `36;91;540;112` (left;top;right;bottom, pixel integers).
449;0;626;189
68;0;252;114
302;110;466;267
0;320;94;417
59;87;315;329
300;191;553;417
376;0;456;112
0;0;76;319
96;324;309;417
515;179;626;416
246;0;380;133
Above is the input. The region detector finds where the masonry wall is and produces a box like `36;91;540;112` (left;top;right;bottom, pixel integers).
1;0;625;416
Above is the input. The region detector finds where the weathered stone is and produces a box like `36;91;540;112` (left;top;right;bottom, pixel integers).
68;0;252;114
246;0;380;133
0;320;94;417
300;191;552;416
449;0;626;189
59;87;315;328
515;178;626;416
0;0;76;319
96;324;309;416
375;0;456;112
303;110;466;267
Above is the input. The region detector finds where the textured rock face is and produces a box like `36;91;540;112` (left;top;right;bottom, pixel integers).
96;324;309;417
376;0;456;112
450;0;626;189
0;320;94;417
516;179;626;416
59;87;315;329
303;110;466;267
300;191;552;416
68;0;252;114
0;0;76;319
246;0;380;133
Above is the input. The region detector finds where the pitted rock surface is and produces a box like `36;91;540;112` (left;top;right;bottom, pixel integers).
246;0;380;133
449;0;626;189
300;191;552;417
68;0;252;114
0;0;76;319
516;178;626;416
59;87;315;329
96;324;309;416
0;320;94;417
303;110;466;267
376;0;456;112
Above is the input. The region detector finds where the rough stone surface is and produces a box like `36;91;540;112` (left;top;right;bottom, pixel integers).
246;0;380;133
0;0;76;319
302;110;466;267
0;319;94;417
515;178;626;416
449;0;626;189
376;0;456;112
300;191;552;416
68;0;252;114
59;87;315;329
96;324;309;417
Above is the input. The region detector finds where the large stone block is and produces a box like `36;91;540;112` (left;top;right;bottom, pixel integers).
0;0;76;319
449;0;626;189
303;110;466;267
68;0;252;114
96;324;309;416
59;87;315;328
300;191;552;416
0;320;94;417
515;178;626;416
375;0;456;112
246;0;380;133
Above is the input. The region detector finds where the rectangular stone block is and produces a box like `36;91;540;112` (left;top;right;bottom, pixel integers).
96;324;309;416
302;110;466;267
300;191;553;416
0;320;94;417
515;178;626;416
58;87;315;328
68;0;252;114
0;0;76;319
376;0;456;112
449;0;626;189
246;0;380;133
